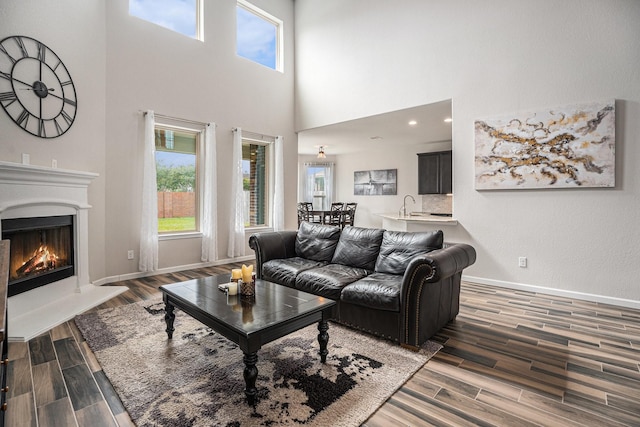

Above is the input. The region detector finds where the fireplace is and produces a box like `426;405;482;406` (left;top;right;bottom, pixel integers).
2;215;75;297
0;161;127;341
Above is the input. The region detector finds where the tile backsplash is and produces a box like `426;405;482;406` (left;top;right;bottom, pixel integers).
421;194;452;214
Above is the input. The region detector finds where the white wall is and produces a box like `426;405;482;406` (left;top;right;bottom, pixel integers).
0;0;297;282
0;0;108;279
103;0;297;276
294;0;640;305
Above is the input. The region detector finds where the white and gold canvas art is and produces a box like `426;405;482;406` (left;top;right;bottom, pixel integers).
474;100;615;190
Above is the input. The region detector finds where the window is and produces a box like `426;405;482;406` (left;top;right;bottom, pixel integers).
236;0;283;71
155;126;200;233
130;0;203;40
242;140;270;227
300;163;334;211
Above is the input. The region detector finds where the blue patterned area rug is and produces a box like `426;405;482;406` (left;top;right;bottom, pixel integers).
75;299;441;427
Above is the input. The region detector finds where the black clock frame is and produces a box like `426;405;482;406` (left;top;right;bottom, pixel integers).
0;35;77;139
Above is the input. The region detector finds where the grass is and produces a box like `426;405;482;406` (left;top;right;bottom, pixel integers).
158;217;196;232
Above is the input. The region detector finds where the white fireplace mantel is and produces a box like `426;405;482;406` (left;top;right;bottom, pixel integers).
0;161;126;341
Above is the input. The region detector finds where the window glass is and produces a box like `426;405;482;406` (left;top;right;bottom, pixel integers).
130;0;202;40
242;142;268;227
155;127;198;233
236;1;281;71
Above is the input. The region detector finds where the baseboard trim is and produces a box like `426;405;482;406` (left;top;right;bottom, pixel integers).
463;275;640;310
93;255;255;286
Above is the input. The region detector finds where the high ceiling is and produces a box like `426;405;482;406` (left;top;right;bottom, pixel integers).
297;99;452;156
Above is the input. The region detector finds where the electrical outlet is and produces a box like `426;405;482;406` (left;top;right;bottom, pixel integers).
127;250;134;260
518;257;527;268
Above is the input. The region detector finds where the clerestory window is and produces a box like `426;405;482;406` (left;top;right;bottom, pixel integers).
236;0;283;71
130;0;203;40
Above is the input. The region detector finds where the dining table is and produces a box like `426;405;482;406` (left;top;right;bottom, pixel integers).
309;210;344;226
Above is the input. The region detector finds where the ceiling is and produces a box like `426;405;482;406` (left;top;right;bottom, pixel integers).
297;99;452;156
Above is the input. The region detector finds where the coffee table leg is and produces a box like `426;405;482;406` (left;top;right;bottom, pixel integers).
243;352;258;405
164;301;175;339
318;320;329;363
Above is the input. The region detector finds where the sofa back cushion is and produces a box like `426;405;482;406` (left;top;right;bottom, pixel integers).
295;222;342;262
375;230;444;274
331;226;384;271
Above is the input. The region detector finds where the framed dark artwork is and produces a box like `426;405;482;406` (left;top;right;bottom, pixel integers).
354;169;397;195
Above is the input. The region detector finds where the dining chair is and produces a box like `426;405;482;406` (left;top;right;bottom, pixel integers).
297;202;312;227
325;202;345;227
343;202;357;227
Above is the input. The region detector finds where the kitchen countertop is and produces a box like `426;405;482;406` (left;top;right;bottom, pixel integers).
378;213;458;225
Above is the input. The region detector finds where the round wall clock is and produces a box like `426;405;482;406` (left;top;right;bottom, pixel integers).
0;35;77;138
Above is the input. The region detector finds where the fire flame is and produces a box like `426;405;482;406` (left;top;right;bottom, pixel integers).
17;245;59;277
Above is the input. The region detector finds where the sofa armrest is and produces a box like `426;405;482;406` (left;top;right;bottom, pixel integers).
400;242;476;346
248;231;298;279
405;242;477;284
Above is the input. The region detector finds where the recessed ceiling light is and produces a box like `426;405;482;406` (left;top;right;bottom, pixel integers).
408;120;417;126
444;118;453;123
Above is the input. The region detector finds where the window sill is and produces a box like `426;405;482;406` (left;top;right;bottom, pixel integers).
245;226;272;233
159;231;202;241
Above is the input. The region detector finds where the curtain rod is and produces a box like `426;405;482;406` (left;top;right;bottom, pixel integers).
142;110;214;127
232;128;276;142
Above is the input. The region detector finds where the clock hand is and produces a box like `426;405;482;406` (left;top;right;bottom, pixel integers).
47;91;76;106
19;87;55;92
10;76;34;88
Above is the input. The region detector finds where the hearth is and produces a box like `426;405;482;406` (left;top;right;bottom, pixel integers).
0;161;127;341
2;215;75;297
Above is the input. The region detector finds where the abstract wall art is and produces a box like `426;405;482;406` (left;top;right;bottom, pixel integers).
474;100;615;190
354;169;397;195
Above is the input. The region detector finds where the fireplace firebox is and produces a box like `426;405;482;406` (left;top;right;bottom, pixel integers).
1;215;75;297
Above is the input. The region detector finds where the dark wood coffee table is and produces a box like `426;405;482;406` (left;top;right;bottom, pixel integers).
160;275;336;405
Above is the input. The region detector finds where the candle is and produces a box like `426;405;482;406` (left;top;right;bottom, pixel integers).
231;269;242;281
241;264;254;284
228;281;238;295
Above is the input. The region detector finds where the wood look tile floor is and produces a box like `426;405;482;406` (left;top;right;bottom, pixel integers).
6;264;640;426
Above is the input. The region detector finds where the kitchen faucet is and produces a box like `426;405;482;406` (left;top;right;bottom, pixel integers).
400;194;415;217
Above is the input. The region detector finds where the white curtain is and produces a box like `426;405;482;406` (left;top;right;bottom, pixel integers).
272;135;285;231
201;123;218;262
227;128;245;257
324;163;334;210
139;110;159;272
300;162;334;210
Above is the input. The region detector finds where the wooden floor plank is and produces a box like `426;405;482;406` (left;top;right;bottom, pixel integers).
36;398;76;427
5;392;36;427
75;400;117;427
6;267;640;427
32;360;67;407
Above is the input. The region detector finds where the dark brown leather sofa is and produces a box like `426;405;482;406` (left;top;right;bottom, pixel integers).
248;222;476;348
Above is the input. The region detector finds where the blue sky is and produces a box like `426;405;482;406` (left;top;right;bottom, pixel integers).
236;5;277;69
130;0;197;38
129;0;277;69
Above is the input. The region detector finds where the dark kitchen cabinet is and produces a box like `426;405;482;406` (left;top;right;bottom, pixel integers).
418;150;452;194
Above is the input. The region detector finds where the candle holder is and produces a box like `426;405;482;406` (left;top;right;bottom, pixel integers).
240;278;255;297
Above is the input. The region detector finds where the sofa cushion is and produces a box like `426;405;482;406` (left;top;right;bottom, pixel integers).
341;273;402;312
295;264;369;300
262;257;325;288
331;226;384;271
295;222;342;262
375;230;443;275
